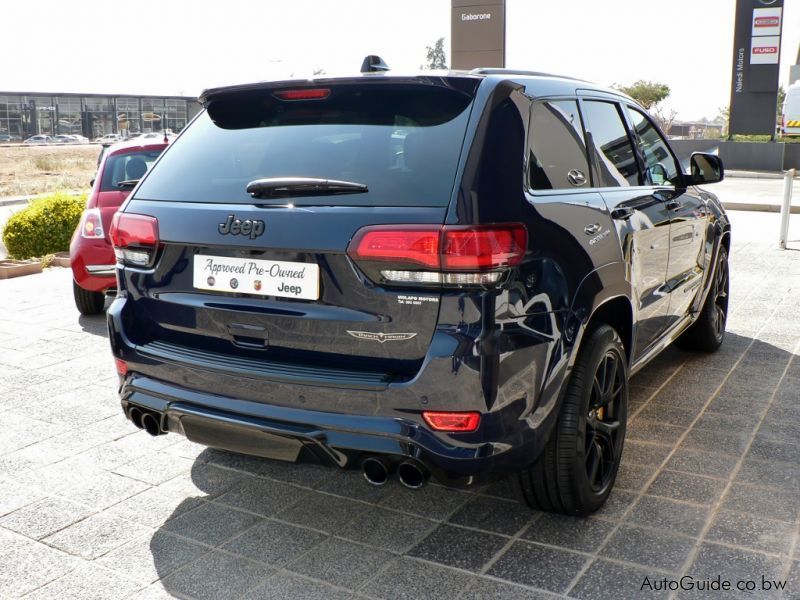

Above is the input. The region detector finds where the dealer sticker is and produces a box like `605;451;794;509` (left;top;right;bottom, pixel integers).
193;255;319;300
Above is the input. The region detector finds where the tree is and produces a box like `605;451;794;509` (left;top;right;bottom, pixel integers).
777;85;786;126
651;105;678;136
613;80;671;110
312;68;326;76
423;38;447;70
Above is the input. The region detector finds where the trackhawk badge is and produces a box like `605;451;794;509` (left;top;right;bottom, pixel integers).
346;331;417;343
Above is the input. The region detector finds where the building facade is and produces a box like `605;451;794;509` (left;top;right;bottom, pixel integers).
0;92;201;140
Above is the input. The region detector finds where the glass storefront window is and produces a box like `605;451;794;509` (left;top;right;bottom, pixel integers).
116;97;142;135
0;95;24;139
56;97;82;135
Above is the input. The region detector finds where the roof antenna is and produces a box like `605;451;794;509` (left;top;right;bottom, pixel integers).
360;55;390;73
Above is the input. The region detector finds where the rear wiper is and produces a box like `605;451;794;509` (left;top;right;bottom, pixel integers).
117;179;140;188
246;177;368;199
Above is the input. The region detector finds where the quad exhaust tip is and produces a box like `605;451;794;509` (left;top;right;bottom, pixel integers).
128;405;166;436
362;456;393;486
397;460;428;489
141;412;162;437
128;407;144;430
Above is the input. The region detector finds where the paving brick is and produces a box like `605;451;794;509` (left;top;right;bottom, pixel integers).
487;541;589;594
0;497;93;540
378;483;471;521
627;495;710;538
42;511;151;559
600;524;695;572
160;550;271;600
408;523;508;572
721;483;800;523
360;556;477;600
339;505;437;552
522;513;614;553
447;495;535;536
569;558;670;600
285;537;392;589
243;571;351;600
98;531;207;584
275;491;364;534
162;502;262;546
22;564;142;600
705;509;794;556
215;475;308;517
221;519;326;566
647;470;727;505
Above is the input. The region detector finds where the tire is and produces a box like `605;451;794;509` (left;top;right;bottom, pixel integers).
676;246;728;352
515;325;628;516
73;280;106;315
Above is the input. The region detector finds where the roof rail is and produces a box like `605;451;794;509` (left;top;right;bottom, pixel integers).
470;68;582;81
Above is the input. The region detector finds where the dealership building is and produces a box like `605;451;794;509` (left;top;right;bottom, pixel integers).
0;92;201;140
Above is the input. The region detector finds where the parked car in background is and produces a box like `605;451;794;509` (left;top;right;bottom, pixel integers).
782;81;800;137
70;139;168;314
52;134;75;144
0;134;13;142
69;134;90;143
108;61;730;515
24;135;52;144
94;133;122;144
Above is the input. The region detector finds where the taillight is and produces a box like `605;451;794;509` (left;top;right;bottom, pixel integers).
273;88;331;101
422;411;481;432
80;208;104;239
109;213;159;267
347;223;526;287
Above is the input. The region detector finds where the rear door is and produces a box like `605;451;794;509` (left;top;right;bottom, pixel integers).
119;81;477;378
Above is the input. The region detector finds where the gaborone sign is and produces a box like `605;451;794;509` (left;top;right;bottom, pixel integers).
729;0;785;135
450;0;505;70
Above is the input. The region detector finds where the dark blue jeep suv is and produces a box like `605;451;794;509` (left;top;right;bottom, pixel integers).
107;63;729;515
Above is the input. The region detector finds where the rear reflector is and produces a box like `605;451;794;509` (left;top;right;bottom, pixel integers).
273;88;331;101
115;358;128;376
422;411;481;432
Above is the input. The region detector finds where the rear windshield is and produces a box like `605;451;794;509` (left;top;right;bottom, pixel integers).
100;150;163;191
133;84;474;207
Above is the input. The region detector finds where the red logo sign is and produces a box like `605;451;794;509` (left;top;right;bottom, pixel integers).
753;46;778;54
754;16;779;26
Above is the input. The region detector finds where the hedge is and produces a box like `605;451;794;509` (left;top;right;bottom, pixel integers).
2;192;86;260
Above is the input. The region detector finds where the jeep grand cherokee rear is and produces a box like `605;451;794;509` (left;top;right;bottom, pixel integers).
108;68;729;516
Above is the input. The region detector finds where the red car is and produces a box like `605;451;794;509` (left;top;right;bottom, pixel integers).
70;140;168;314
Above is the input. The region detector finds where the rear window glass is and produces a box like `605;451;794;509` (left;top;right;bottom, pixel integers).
100;150;163;191
133;84;474;207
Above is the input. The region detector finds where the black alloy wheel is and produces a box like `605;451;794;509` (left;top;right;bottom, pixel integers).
585;350;625;494
515;324;628;516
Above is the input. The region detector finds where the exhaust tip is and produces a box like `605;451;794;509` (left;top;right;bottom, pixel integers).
362;456;391;486
128;407;144;429
398;461;428;490
141;412;162;437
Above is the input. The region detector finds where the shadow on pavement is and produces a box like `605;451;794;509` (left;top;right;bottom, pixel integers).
143;330;798;597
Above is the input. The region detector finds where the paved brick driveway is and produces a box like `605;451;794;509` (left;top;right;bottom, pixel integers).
1;215;799;599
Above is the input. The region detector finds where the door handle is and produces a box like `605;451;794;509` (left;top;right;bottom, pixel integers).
611;206;634;220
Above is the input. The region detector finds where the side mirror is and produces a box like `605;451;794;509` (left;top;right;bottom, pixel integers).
688;153;724;186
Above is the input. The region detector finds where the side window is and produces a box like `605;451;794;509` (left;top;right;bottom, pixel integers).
582;101;640;187
626;107;681;186
528;100;591;190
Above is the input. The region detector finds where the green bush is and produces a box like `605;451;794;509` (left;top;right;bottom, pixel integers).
2;192;86;259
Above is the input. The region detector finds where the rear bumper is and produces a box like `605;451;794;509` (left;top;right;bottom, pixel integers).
70;235;116;292
108;296;565;481
120;374;511;482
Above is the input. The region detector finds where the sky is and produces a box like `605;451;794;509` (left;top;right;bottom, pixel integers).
1;0;798;121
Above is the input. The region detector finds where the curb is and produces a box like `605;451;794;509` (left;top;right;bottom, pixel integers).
725;170;799;180
0;198;29;208
721;201;800;214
